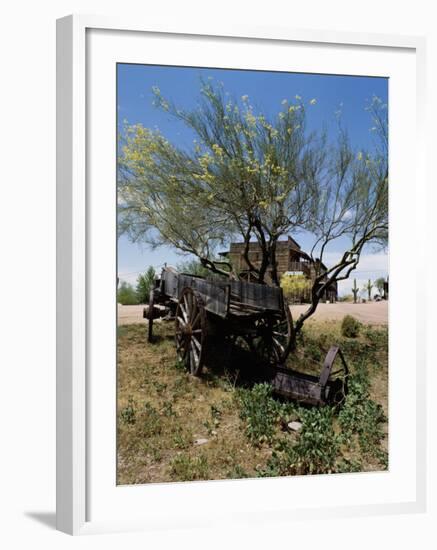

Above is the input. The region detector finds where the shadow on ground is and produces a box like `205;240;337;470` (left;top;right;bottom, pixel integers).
24;511;56;530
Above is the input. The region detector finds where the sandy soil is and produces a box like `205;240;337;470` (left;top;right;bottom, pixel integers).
290;301;388;325
117;300;388;326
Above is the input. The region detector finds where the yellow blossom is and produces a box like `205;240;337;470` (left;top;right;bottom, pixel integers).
211;143;224;158
245;111;257;126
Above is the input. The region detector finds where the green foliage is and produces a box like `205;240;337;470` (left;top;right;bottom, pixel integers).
136;266;156;303
341;315;361;338
236;384;281;446
259;407;339;477
119;398;137;425
169;454;209;481
363;325;388;348
374;277;386;294
227;464;249;479
117;281;139;305
338;366;387;454
203;403;223;435
117;321;388;484
162;400;177;418
336;458;363;473
171;426;192;450
280;273;311;302
141;402;162;437
235;327;388;476
177;258;212;277
118;80;388;297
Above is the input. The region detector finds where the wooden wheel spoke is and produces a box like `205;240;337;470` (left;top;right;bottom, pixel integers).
190;296;198;319
175;288;206;376
177;315;186;326
191;311;201;328
192;335;201;351
272;337;285;353
190;341;200;364
179;304;188;323
183;294;190;316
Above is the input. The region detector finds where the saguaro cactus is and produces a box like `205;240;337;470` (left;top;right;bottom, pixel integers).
352;278;359;304
365;279;374;301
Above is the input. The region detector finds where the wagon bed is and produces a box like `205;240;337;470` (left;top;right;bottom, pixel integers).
156;269;284;318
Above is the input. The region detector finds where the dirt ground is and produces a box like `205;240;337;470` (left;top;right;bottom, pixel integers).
117;300;388;326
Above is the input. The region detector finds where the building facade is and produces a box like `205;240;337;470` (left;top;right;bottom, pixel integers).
224;236;338;303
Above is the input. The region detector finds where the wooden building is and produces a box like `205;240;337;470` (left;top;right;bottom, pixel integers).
222;236;338;303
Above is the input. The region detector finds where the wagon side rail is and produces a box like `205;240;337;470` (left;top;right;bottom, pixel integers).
161;270;231;318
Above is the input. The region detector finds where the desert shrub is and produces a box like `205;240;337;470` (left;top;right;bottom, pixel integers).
341;315;361;338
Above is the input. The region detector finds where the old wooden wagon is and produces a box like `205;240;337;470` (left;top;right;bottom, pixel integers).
145;267;348;405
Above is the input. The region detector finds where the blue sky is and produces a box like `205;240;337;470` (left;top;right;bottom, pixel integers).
117;64;388;296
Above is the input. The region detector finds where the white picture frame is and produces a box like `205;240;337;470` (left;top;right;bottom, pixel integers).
56;14;427;535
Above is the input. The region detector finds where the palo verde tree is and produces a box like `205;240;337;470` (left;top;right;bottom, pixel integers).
118;81;388;341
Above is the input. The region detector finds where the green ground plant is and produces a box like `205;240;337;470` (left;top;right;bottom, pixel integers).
117;319;388;484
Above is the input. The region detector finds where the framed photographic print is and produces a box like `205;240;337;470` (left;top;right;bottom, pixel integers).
56;15;427;535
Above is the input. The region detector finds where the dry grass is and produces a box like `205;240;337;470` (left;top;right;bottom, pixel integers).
117;319;388;484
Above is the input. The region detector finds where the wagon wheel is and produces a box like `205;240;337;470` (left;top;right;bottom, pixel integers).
320;346;349;405
175;287;207;376
252;299;294;365
147;290;155;343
